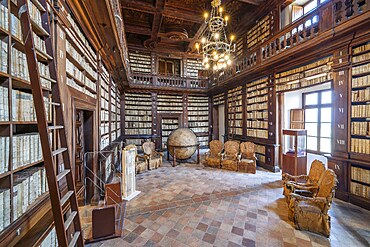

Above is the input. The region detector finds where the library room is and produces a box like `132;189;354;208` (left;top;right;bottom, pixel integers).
0;0;369;246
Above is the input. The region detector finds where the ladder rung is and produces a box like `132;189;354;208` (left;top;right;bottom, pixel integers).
60;190;74;206
65;211;77;230
45;101;61;106
48;125;64;131
56;169;70;182
52;148;67;156
68;231;81;247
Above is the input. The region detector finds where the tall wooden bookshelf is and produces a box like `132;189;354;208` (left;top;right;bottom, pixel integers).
124;92;153;151
246;77;269;139
246;14;272;51
186;58;203;78
0;0;51;242
227;86;243;137
65;10;97;99
349;40;370;206
188;95;209;147
100;65;110;150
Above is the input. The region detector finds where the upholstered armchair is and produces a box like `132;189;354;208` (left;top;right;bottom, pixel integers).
205;140;223;168
125;144;147;174
142;141;163;170
238;142;256;174
289;169;337;237
283;159;326;203
221;141;239;171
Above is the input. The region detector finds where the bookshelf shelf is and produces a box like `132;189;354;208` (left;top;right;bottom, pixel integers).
188;95;209;147
227;86;243;137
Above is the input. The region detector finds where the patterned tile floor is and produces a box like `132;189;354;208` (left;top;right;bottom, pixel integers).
87;160;370;247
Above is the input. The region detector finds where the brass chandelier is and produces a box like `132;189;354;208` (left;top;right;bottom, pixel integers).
196;0;235;71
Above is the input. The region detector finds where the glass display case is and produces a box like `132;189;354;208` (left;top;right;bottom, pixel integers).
282;129;307;176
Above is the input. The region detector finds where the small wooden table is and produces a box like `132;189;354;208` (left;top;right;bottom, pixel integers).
167;143;200;167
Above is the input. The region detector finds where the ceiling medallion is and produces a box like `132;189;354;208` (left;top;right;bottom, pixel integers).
195;0;235;71
165;25;189;41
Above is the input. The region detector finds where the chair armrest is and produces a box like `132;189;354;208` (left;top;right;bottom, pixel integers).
136;154;148;162
282;173;308;182
291;193;327;211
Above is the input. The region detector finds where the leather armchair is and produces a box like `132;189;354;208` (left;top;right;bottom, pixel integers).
142;141;163;170
289;169;337;237
221;141;239;171
283;159;326;203
205;140;223;168
238;142;256;174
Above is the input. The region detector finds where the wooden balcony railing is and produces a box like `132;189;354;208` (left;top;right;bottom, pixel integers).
211;0;370;87
131;73;209;90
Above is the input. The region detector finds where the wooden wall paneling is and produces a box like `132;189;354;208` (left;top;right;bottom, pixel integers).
327;155;349;201
332;47;350;158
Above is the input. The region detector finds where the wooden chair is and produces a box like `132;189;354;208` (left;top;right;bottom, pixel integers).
238;142;256;174
142;141;163;170
283;159;326;204
205;140;223;168
289;169;337;237
221;141;239;171
126;144;147;174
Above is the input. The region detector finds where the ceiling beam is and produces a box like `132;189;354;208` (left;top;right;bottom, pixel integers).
151;0;166;41
122;0;203;24
125;25;152;36
237;0;262;5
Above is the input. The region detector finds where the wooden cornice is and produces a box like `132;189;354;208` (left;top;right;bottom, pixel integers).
237;0;263;5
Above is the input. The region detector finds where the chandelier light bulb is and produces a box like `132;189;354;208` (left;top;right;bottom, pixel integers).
205;63;210;69
225;16;229;22
204;57;209;63
230;35;235;41
223;63;227;68
195;43;200;49
214;32;220;40
201;37;206;43
204;12;209;19
217;63;223;69
225;54;229;60
227;60;232;65
213;65;218;71
219;7;223;13
214;54;219;60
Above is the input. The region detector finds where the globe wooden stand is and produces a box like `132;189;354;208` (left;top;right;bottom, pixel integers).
167;143;200;167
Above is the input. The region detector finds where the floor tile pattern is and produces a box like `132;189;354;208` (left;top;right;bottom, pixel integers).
88;161;370;247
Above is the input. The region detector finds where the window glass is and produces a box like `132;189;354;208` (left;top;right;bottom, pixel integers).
321;107;331;122
305;93;318;105
307;136;318;151
320;0;328;3
320;138;331;153
292;6;304;21
306;123;318;136
320;123;331;138
304;0;318;13
305;108;318;122
321;91;332;104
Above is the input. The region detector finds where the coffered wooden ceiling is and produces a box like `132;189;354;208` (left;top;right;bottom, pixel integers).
122;0;263;54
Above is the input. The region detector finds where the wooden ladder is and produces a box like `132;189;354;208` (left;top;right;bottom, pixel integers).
17;0;84;246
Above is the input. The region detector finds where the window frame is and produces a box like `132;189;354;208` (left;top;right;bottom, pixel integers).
302;89;333;154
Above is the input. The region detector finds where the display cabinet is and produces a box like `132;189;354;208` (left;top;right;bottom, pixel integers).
282;129;307;176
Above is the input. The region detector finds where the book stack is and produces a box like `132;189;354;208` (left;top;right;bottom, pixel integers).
12;133;42;170
187;59;203;78
124;92;152;136
350;181;370;199
213;93;225;106
0;39;7;73
351;105;370;118
10;13;22;40
0;136;9;174
40;227;58;247
0;188;11;231
352;87;370;102
352;63;370;75
351;122;370;136
255;144;266;163
352;75;370;88
11;48;30;81
101;135;109;150
13;167;48;221
12;90;51;122
0;4;8;31
0;86;9;121
353;42;370;54
27;0;42;27
350;138;370;154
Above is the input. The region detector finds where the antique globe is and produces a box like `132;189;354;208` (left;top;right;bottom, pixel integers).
167;128;199;160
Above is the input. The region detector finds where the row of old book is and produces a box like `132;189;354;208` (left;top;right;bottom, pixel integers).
351;166;370;184
351;122;370;136
352;63;370;76
352;51;370;64
66;40;97;80
350;138;370;154
0;86;8;121
66;77;96;99
11;90;51;122
352;74;370;88
352;87;370;102
351;105;370;118
247;120;268;129
350;181;370;199
12;133;43;170
247;129;269;139
247;96;268;104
